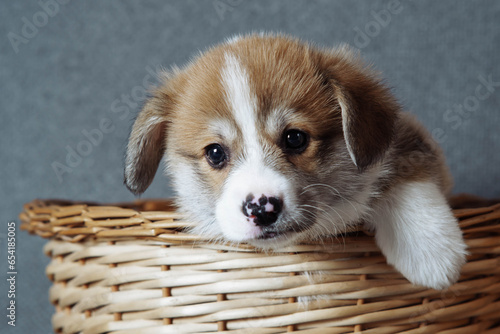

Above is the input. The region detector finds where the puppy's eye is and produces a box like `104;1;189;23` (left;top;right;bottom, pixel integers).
284;129;309;153
205;144;227;169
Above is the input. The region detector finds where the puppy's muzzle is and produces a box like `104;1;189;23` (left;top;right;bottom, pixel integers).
242;194;283;227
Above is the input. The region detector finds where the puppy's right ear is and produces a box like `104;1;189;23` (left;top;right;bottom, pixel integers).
320;46;399;170
124;94;170;195
333;83;397;170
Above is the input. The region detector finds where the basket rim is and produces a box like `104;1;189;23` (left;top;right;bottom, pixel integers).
19;195;500;246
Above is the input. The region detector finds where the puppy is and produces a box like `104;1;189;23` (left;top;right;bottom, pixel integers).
124;34;467;290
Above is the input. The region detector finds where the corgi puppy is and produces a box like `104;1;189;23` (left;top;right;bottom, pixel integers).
124;34;467;290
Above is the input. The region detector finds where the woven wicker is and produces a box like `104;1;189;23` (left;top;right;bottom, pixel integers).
20;197;500;334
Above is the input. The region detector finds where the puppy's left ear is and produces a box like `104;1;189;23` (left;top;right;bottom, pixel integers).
124;92;171;195
324;49;399;169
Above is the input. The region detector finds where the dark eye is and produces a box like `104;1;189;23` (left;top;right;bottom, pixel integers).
283;129;309;153
205;144;227;168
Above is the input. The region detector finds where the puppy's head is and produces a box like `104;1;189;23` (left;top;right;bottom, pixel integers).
125;35;398;247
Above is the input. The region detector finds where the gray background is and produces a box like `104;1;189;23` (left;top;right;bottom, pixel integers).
1;0;499;332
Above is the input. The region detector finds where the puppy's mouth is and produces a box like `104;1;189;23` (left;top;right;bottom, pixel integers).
252;212;316;246
245;227;302;250
252;225;305;247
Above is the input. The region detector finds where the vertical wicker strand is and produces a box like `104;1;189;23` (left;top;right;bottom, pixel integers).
108;241;122;321
54;254;64;334
63;253;71;317
79;258;92;318
419;298;429;329
217;250;227;331
354;254;369;333
161;245;173;325
287;253;297;332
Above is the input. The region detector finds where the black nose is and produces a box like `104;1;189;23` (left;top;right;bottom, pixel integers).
242;194;283;227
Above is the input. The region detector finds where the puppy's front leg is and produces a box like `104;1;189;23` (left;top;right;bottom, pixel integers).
371;181;467;289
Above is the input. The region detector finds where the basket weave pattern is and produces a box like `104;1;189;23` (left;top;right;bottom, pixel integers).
20;199;500;334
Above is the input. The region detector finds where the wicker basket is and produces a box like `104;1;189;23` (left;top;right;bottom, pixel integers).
20;197;500;334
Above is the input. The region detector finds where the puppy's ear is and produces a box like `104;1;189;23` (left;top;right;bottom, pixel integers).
334;84;397;169
324;48;399;169
124;93;170;195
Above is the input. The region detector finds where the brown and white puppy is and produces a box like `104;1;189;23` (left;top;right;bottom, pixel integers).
124;34;467;289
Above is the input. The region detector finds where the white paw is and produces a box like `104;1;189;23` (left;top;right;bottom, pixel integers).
385;232;467;290
373;181;468;290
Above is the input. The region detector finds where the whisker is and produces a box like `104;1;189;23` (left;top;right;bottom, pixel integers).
299;202;349;249
301;183;361;216
297;204;346;246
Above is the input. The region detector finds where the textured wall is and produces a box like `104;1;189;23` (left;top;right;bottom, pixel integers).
1;1;499;332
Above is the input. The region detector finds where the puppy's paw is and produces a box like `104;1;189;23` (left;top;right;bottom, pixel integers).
385;227;467;290
373;181;468;290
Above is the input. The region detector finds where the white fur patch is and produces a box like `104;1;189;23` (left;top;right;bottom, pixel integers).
217;54;292;241
221;53;262;162
167;161;218;234
371;181;467;289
